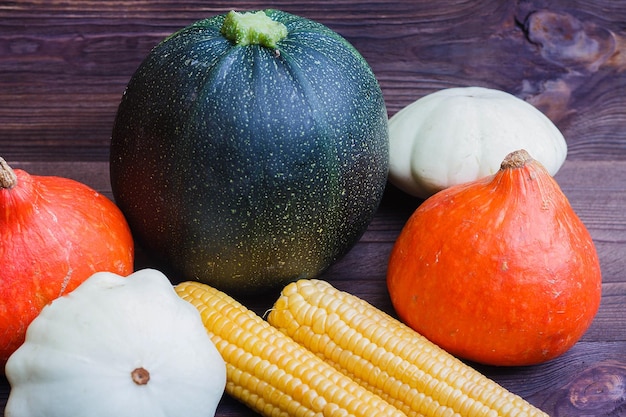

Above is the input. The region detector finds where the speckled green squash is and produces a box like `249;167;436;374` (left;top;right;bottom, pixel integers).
110;10;389;293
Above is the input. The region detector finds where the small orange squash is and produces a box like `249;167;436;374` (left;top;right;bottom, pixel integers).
387;149;602;366
0;158;135;366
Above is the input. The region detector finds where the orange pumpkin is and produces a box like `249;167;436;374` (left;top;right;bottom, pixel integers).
387;149;602;366
0;158;135;366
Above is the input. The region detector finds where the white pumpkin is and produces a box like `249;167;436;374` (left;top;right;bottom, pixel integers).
4;268;226;417
388;86;568;198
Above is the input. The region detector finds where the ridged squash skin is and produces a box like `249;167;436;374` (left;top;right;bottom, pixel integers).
387;150;602;366
0;158;134;366
110;10;389;293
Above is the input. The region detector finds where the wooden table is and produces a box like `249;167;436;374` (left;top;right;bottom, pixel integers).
1;2;625;416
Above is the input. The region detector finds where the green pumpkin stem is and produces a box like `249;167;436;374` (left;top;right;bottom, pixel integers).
0;157;17;189
221;10;288;49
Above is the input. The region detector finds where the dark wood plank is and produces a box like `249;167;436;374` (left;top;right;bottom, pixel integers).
2;159;625;416
479;341;626;416
1;1;626;161
2;1;626;416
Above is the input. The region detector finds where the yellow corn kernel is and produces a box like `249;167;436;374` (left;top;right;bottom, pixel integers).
175;281;407;417
267;279;549;417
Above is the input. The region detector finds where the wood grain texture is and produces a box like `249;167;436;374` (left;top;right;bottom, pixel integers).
2;1;626;161
2;1;626;416
3;160;625;416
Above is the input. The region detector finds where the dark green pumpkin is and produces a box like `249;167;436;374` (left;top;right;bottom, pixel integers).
110;10;389;293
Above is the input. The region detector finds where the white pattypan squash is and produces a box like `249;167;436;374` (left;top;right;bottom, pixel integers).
388;86;568;198
4;268;226;417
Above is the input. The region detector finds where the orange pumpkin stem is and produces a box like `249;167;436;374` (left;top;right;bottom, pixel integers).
0;157;18;189
500;149;533;170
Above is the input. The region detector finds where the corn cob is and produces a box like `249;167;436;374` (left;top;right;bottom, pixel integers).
175;281;407;417
267;279;549;417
